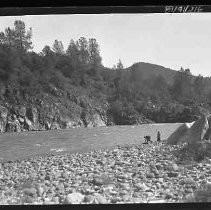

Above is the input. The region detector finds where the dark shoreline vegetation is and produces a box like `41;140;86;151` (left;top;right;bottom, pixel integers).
0;20;211;133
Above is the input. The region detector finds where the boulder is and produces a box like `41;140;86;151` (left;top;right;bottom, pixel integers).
0;105;8;122
84;195;95;203
18;106;26;117
26;107;38;124
167;115;209;145
24;118;34;131
204;115;211;140
45;121;51;130
86;113;106;127
18;117;25;124
93;193;108;204
185;121;195;128
186;115;209;144
0;119;5;132
51;121;60;130
81;111;106;128
0;106;8;132
93;114;106;127
5;120;21;132
22;187;37;198
63;193;84;204
60;116;83;129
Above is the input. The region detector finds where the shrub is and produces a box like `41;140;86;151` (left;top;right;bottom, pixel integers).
183;182;211;202
175;141;211;162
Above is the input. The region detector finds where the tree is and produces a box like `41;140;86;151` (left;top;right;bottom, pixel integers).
152;75;168;91
88;38;102;67
171;67;193;100
0;27;15;47
66;39;79;57
116;59;124;70
77;37;89;64
52;39;64;55
149;75;171;103
112;65;117;70
208;90;211;105
193;74;205;101
13;20;33;51
0;45;20;81
41;45;53;56
4;27;15;47
130;65;142;83
0;21;33;51
66;39;80;71
0;32;5;46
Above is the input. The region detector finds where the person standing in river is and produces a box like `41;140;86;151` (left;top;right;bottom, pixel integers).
157;131;161;142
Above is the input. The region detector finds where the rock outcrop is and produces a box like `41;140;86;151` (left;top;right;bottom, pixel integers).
0;104;108;133
186;115;209;144
204;115;211;140
167;114;210;145
0;105;8;132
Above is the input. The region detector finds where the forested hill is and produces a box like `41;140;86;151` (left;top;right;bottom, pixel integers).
0;20;211;133
125;62;211;93
125;62;177;85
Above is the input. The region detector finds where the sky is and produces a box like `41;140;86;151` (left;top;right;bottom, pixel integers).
0;13;211;77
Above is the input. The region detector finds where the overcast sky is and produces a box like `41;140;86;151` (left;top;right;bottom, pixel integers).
0;13;211;77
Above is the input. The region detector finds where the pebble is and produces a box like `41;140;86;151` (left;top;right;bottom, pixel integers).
84;195;95;203
63;193;84;204
155;164;163;170
167;172;179;178
146;172;155;179
43;198;53;205
110;197;121;203
92;177;104;186
119;183;130;190
37;187;44;196
52;196;59;204
22;188;37;198
148;199;166;203
23;196;34;204
131;197;144;203
93;193;107;204
0;142;210;204
134;183;148;191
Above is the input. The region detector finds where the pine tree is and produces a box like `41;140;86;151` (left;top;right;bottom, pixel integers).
4;27;15;47
88;38;102;67
78;37;89;64
116;59;124;69
52;39;64;55
66;39;80;71
41;45;53;56
13;20;33;51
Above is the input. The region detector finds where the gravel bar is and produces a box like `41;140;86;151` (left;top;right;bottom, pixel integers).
0;142;210;205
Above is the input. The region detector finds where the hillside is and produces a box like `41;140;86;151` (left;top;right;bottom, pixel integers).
0;50;210;133
0;20;211;133
125;62;177;85
126;62;211;94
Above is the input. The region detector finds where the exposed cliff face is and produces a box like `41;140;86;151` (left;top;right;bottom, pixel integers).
0;103;107;133
0;98;207;134
0;86;207;134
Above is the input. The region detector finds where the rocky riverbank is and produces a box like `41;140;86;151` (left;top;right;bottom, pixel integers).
0;142;211;205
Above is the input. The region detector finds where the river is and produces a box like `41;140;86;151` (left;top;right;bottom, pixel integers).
0;123;182;162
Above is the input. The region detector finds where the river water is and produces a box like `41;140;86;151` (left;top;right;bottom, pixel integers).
0;123;182;162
